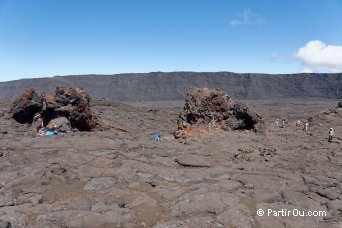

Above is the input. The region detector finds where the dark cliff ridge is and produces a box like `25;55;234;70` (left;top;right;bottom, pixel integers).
0;72;341;102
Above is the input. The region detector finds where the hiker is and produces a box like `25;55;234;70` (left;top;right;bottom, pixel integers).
276;118;279;126
45;122;57;136
304;121;309;131
33;113;44;134
328;128;334;142
154;132;161;142
281;119;285;128
296;120;301;131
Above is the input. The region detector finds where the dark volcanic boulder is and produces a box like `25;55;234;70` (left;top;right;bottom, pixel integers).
176;88;265;138
177;88;235;126
41;86;98;131
9;88;43;124
338;101;342;108
10;86;98;131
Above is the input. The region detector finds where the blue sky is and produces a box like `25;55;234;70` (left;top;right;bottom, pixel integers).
0;0;341;82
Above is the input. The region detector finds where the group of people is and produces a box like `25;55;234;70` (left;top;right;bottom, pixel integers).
32;113;56;137
295;120;309;131
276;118;335;143
33;112;336;143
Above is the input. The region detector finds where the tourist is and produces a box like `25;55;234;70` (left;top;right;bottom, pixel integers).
296;120;301;131
33;113;44;134
281;119;285;128
328;128;334;142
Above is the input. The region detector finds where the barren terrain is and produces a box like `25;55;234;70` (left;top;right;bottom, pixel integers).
0;99;341;227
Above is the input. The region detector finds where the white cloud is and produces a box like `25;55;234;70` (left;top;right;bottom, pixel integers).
230;9;264;26
294;40;342;73
299;68;313;73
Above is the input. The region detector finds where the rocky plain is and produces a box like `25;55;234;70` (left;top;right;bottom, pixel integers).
0;77;341;227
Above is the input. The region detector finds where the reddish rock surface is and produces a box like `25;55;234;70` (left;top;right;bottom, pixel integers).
41;86;98;131
176;88;265;138
10;86;98;131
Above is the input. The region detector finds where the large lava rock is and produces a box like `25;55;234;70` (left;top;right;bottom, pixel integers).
9;88;43;124
41;86;97;131
176;88;265;138
10;86;98;131
178;88;235;125
338;101;342;108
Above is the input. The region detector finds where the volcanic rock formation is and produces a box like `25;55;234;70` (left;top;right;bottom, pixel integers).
41;86;97;131
175;88;265;138
9;88;43;124
9;86;98;131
